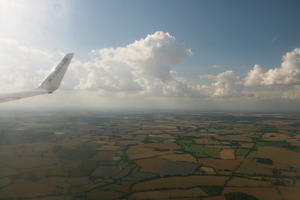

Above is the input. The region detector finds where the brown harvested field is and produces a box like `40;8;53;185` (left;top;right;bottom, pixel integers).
135;158;168;173
126;145;169;160
17;165;65;179
133;175;229;191
221;141;231;145
120;140;139;145
240;143;254;148
278;187;300;200
236;159;273;176
287;138;300;146
198;158;240;171
91;140;112;145
66;177;92;186
200;167;215;174
248;146;300;169
294;134;300;140
194;138;220;145
203;196;226;200
71;183;105;194
143;125;178;130
148;134;174;139
281;171;300;178
215;135;252;142
223;187;282;200
158;154;197;163
134;135;147;142
142;142;180;150
103;182;132;193
218;171;232;176
62;160;82;170
37;196;73;200
227;177;272;187
87;189;123;200
121;134;136;139
98;145;119;151
131;187;207;199
263;133;289;141
220;149;235;159
0;177;67;198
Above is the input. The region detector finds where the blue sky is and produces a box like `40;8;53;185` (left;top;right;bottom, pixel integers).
56;0;300;84
70;2;299;61
0;0;300;110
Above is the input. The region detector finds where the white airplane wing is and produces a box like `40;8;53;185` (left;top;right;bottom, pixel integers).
0;53;73;103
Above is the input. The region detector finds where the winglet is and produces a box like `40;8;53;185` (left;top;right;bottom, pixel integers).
39;53;73;93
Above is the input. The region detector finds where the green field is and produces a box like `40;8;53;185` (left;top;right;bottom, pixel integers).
184;144;221;158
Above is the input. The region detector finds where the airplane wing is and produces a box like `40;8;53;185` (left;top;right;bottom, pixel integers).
0;53;73;103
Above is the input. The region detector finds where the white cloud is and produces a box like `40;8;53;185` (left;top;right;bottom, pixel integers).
0;32;300;110
0;38;61;92
245;48;300;86
0;32;200;100
244;64;264;87
240;48;300;99
73;31;194;97
212;71;243;97
199;48;300;99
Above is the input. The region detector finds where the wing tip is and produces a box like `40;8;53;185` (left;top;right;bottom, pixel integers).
39;53;73;92
66;53;74;58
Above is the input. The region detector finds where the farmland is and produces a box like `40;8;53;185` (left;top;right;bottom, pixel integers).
0;111;300;199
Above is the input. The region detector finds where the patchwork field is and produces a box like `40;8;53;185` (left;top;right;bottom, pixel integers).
220;149;235;159
158;153;197;163
222;187;282;200
133;175;229;191
135;158;167;173
0;111;300;199
130;187;208;199
227;177;272;187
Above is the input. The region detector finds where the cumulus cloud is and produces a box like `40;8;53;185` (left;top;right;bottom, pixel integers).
212;71;243;97
244;64;264;87
72;31;194;97
198;48;300;99
239;48;300;99
199;71;243;98
245;48;300;86
1;31;300;106
0;32;200;99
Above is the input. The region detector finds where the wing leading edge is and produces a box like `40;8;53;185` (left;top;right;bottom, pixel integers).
0;53;73;103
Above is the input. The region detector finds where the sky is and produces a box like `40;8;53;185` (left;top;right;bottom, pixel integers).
0;0;300;111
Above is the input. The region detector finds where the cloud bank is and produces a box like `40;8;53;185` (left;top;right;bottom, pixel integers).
0;31;300;109
70;32;194;98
